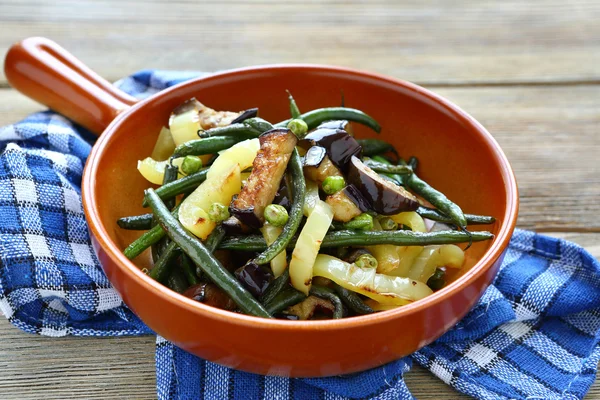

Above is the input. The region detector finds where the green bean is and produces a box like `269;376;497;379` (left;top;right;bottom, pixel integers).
372;155;406;186
180;254;199;286
166;268;189;294
123;205;181;259
406;173;467;228
244;118;274;134
275;107;381;133
253;148;305;265
358;139;394;156
355;253;378;269
408;156;419;171
117;213;153;230
172;135;257;158
343;213;374;231
287;119;308;138
162;164;180;210
265;287;306;315
142;169;208;207
309;285;343;319
218;230;494;251
197;123;262;139
145;189;272;318
332;283;374;315
148;241;180;282
205;225;226;252
363;159;413;175
417;206;496;225
260;269;290;305
287;91;301;119
427;268;446;291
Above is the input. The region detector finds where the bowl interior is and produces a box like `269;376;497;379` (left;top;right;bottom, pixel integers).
94;66;512;289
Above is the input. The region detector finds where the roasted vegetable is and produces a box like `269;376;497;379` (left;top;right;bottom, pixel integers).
285;295;336;320
275;107;381;133
289;200;334;295
230;108;259;124
260;224;287;277
151;126;176;161
230;129;298;227
169;98;241;146
137;157;183;185
183;283;238;311
304;155;343;184
312;254;432;305
325;189;363;222
303;146;327;168
234;262;273;297
347;156;419;215
178;164;242;240
301;124;362;172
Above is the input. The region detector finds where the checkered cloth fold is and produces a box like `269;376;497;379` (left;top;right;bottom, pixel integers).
1;70;599;400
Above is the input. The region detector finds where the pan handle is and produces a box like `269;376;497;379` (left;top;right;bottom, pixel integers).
4;37;138;135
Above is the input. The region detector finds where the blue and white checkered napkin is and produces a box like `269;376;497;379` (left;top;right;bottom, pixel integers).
1;70;600;400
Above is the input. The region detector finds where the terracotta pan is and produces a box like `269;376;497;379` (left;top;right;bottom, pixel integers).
4;37;518;377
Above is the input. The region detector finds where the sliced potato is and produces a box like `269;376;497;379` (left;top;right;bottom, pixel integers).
169;98;241;146
178;164;242;239
137;157;183;185
260;224;287;277
208;138;260;180
289;200;334;295
312;254;432;305
151;126;176;161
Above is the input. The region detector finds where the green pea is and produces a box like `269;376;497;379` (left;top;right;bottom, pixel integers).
287;119;308;138
343;213;374;231
355;253;378;269
264;204;289;227
181;155;203;175
378;216;398;231
208;203;230;222
322;176;346;195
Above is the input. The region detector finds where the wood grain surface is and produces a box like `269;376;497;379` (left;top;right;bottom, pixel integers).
0;0;599;398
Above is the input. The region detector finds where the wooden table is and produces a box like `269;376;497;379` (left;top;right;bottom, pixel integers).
1;1;599;398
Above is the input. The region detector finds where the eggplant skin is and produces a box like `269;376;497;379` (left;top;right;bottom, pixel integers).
183;283;237;311
347;156;419;215
303;146;327;168
301;126;361;172
230;128;298;227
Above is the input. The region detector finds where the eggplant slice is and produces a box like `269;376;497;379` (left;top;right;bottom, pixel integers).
326;187;365;222
304;155;343;184
301;124;361;172
347;156;419;215
230;128;298;227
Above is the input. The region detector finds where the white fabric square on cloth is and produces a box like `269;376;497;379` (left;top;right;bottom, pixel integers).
13;179;38;203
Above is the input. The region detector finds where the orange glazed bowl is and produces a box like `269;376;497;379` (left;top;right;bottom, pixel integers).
5;37;518;377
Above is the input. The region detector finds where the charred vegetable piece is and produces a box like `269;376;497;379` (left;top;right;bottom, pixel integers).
183;283;237;311
221;216;251;235
304;155;343;184
301;125;362;172
169;98;242;146
303;146;327;168
275;107;381;133
310;285;344;319
234;262;273;297
230;129;298;228
207;138;260;180
285;294;336;320
145;189;271;318
347;156;419;215
427;268;446;291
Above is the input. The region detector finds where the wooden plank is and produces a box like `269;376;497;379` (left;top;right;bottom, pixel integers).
2;83;599;230
0;0;599;85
